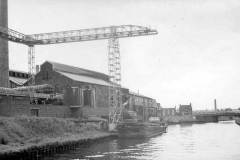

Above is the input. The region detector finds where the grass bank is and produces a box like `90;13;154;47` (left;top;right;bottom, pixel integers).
0;116;113;155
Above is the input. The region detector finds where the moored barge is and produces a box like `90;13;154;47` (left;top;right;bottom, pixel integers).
117;121;167;138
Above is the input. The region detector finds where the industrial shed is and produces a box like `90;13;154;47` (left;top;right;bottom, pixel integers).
35;61;127;118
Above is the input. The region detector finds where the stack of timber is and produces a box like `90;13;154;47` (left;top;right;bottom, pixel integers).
0;86;51;99
0;87;27;96
13;84;54;94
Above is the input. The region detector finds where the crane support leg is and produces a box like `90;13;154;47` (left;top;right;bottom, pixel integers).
108;37;122;131
28;45;35;85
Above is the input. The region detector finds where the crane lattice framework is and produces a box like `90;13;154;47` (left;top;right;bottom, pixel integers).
0;25;158;130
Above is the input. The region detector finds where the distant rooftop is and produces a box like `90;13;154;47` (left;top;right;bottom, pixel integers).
129;91;153;100
9;69;28;74
45;61;109;81
57;71;111;86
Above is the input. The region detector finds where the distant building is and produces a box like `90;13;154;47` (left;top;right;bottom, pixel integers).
35;61;129;118
9;70;30;88
179;103;192;115
156;103;162;110
128;92;157;121
158;107;176;117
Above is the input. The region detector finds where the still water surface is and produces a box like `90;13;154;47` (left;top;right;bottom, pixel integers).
45;121;240;160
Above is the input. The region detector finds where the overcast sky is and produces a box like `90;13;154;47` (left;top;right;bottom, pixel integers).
8;0;240;110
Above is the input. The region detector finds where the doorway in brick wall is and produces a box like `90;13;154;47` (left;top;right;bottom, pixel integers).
83;89;92;106
30;108;39;117
83;87;95;108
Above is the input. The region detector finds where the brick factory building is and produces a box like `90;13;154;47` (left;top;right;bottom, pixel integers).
1;61;159;121
35;61;130;118
0;61;116;118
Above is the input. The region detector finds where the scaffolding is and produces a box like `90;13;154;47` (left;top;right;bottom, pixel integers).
28;45;35;85
108;37;122;130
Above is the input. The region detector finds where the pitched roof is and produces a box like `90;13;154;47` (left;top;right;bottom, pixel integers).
9;69;28;74
57;71;112;86
9;77;28;86
129;91;153;100
45;61;109;81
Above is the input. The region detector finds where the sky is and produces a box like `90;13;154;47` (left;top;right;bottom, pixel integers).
7;0;240;110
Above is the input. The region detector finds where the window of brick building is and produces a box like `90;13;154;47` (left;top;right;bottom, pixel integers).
72;87;82;105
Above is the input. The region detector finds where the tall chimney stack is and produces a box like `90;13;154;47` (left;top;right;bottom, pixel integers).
0;0;9;87
214;99;217;111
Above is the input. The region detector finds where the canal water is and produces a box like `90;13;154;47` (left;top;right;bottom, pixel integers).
44;121;240;160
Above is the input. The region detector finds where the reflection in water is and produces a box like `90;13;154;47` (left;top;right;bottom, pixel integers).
44;121;240;160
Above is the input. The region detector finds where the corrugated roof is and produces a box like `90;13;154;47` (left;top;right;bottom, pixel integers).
9;77;28;86
46;61;109;81
57;71;112;86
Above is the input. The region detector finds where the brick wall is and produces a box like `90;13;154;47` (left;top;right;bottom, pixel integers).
81;107;110;118
0;95;80;118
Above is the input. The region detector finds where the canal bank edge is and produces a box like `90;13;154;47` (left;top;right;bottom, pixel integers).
0;116;117;159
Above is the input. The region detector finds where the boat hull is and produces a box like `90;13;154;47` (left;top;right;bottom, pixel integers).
117;122;167;138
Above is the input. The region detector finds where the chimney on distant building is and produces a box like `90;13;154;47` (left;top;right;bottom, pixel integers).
214;99;217;111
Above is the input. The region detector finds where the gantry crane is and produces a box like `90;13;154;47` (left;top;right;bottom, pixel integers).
0;25;157;130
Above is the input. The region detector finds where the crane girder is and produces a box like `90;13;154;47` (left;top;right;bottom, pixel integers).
0;26;33;45
0;25;157;45
29;25;157;45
